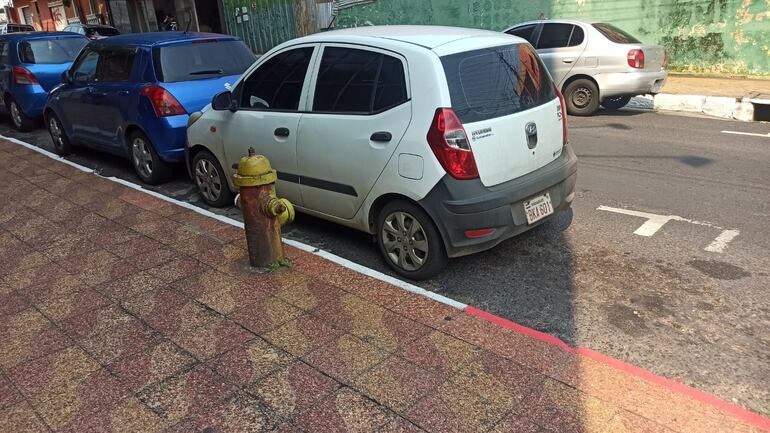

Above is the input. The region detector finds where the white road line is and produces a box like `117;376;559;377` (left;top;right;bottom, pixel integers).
598;205;739;253
1;133;466;311
721;130;770;138
705;229;741;253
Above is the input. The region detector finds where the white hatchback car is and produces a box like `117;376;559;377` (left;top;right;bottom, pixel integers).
187;26;578;279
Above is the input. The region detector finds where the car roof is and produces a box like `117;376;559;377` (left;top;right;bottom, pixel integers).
508;19;597;28
95;31;239;47
294;25;516;50
0;31;86;41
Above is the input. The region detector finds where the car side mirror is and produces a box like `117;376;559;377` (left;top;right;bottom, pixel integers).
61;70;71;84
212;91;236;112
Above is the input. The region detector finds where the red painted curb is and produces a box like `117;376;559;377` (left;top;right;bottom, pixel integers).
464;306;770;431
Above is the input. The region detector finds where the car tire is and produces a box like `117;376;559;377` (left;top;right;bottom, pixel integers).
128;130;171;185
563;79;600;116
601;96;632;110
46;112;72;156
192;150;233;208
7;97;35;132
376;200;447;280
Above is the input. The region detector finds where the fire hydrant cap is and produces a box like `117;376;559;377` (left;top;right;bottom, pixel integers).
233;151;277;187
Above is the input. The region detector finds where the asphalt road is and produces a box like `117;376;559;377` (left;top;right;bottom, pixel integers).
2;108;769;416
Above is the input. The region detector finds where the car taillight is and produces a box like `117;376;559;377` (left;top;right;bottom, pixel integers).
662;50;669;69
426;108;478;180
140;84;186;117
627;49;645;69
13;66;38;85
554;85;568;146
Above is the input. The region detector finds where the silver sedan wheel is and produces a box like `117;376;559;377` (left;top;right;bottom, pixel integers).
571;86;593;109
49;117;64;149
131;137;153;179
194;158;222;203
381;211;429;272
10;101;22;127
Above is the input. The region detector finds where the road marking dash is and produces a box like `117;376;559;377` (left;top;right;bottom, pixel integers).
705;229;740;253
721;130;770;138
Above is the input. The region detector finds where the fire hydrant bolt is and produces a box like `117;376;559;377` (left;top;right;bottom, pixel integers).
233;147;293;268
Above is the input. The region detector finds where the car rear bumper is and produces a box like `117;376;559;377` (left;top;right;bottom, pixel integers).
419;144;578;258
142;114;188;163
9;87;48;117
596;70;668;98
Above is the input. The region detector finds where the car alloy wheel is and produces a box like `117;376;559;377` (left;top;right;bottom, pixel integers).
131;136;153;179
381;211;430;272
49;117;64;151
194;157;223;203
9;101;22;128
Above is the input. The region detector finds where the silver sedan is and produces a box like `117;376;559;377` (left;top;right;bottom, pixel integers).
504;19;667;115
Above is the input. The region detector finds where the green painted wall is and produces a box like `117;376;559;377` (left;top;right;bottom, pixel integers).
222;0;297;54
336;0;770;76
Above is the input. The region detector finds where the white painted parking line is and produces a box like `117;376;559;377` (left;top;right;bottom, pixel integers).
597;205;740;253
705;229;740;253
721;130;770;138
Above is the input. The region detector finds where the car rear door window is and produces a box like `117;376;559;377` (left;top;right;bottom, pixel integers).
537;23;574;49
98;48;136;82
0;42;9;64
568;26;584;46
153;39;255;83
18;38;88;64
312;47;407;114
506;24;538;45
239;47;313;111
441;43;555;123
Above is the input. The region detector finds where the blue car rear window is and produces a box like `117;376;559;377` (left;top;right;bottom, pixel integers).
18;38;88;64
153;40;255;83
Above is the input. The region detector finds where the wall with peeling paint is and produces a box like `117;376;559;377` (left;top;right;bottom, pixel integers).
336;0;770;76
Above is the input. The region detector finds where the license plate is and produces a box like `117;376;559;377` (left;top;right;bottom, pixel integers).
524;192;554;224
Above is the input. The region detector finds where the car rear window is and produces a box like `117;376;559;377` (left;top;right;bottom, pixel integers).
18;38;88;64
441;44;555;124
592;23;641;44
153;39;255;83
88;27;120;37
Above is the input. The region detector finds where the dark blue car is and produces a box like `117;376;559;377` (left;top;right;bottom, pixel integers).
0;32;88;131
45;32;256;184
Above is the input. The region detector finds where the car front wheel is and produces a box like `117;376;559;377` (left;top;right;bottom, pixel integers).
129;131;171;185
601;96;632;110
376;200;447;280
564;79;600;116
192;150;233;207
47;112;72;156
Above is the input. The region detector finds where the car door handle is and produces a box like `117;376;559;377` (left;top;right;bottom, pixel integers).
562;58;575;64
117;90;129;96
274;127;290;137
370;131;392;142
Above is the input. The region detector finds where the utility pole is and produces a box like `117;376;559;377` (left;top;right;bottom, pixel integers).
293;0;318;37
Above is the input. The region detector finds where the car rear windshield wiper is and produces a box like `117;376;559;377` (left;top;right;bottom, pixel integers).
189;69;224;75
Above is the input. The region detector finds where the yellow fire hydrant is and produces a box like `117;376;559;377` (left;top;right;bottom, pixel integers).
233;147;294;268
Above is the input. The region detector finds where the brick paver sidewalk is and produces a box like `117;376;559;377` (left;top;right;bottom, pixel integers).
1;138;768;433
662;75;770;99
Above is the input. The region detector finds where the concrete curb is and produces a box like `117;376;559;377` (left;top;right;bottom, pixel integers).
652;93;756;121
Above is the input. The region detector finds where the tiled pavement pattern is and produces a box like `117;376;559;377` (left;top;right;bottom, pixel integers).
0;138;766;433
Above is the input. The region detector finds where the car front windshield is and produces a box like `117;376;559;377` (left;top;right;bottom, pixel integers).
19;38;88;64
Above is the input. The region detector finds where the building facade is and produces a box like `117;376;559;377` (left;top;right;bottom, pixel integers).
9;0;110;30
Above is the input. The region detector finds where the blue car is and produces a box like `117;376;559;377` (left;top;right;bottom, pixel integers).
0;32;88;131
45;32;256;184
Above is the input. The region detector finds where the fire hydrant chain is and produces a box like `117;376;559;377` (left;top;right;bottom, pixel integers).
233;147;294;268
